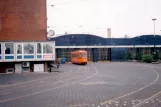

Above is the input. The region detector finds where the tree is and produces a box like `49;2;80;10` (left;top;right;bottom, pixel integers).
142;54;153;63
125;51;132;60
136;53;142;61
153;52;159;62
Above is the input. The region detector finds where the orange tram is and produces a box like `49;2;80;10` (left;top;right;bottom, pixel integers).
71;50;88;65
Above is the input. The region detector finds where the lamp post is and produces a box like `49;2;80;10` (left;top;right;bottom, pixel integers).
152;18;157;54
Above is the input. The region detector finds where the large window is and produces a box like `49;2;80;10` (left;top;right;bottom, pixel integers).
82;53;87;58
43;43;53;54
17;44;22;54
24;43;34;54
5;43;14;54
37;43;42;54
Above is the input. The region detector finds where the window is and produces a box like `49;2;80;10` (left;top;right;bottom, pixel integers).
5;43;14;54
43;43;53;54
23;43;34;54
82;53;87;58
17;44;22;54
37;43;42;54
79;53;82;58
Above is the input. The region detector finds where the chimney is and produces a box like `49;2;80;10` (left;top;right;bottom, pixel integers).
107;28;111;38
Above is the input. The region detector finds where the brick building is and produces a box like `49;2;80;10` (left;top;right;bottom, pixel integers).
0;0;56;73
0;0;47;41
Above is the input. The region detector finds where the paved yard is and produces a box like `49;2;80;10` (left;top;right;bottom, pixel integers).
0;62;161;107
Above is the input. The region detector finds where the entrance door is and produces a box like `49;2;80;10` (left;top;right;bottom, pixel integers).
15;64;22;73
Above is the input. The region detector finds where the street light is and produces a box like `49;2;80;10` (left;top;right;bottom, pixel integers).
152;18;157;54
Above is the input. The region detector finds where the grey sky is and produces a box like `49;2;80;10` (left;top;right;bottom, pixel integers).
47;0;161;38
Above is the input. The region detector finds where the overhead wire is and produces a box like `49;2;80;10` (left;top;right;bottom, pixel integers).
47;0;95;36
47;0;90;7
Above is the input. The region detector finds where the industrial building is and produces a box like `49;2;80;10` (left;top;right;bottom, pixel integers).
50;34;161;62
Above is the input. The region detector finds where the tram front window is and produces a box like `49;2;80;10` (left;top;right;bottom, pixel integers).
82;53;87;58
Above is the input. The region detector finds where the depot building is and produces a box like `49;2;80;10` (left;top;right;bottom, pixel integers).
50;34;161;63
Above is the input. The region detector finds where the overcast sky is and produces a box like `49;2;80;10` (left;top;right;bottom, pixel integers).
47;0;161;38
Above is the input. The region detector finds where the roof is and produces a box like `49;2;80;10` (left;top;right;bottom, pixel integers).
49;34;161;46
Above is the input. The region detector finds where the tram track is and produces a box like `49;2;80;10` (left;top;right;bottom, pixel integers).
0;64;95;103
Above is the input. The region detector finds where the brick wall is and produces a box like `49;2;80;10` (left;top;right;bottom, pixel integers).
0;0;47;41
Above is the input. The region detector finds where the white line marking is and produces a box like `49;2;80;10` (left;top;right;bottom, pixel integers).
0;66;72;88
0;64;97;103
132;91;161;107
0;67;82;96
101;68;160;105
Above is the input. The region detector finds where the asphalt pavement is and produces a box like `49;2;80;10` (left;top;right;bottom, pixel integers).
0;62;161;107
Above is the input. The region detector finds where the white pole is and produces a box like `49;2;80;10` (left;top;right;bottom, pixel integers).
152;18;157;54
